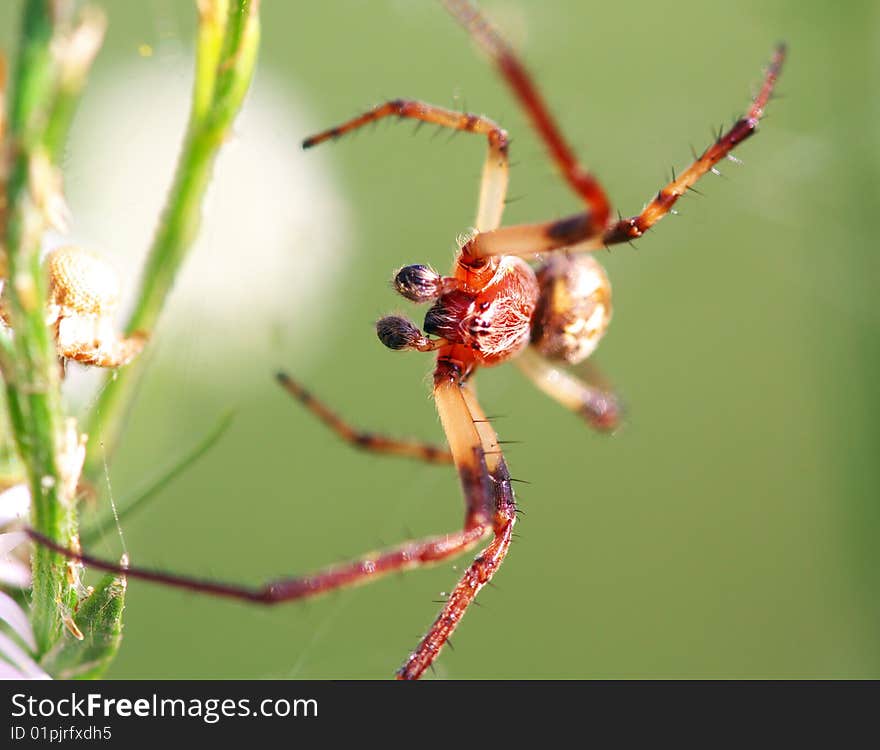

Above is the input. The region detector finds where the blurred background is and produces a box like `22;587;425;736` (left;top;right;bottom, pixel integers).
2;0;878;678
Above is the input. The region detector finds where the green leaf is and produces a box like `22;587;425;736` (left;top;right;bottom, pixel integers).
83;0;261;476
39;571;127;680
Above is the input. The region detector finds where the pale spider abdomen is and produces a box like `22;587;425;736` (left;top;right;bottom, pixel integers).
46;245;121;316
44;246;145;368
424;256;539;367
530;254;612;364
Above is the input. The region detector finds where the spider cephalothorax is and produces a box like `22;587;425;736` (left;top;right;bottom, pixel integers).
30;0;785;681
381;255;540;368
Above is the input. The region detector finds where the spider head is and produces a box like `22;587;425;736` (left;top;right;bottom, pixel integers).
423;256;540;367
530;254;612;365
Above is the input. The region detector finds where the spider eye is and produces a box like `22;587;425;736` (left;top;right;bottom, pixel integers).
393;265;441;303
376;315;423;350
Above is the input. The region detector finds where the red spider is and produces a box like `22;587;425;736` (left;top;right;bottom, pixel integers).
29;0;786;679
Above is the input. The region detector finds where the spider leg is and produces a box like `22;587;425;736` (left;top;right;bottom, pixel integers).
276;371;452;464
516;348;621;433
443;0;610;231
303;99;509;231
27;379;497;604
600;44;786;249
460;44;786;261
396;353;516;679
26;523;490;605
24;361;505;679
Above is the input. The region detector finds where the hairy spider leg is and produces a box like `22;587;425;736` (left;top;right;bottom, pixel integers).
462;44;787;261
26;513;489;605
443;0;611;233
302;99;509;232
516;348;621;432
22;370;502;638
276;371;453;464
25;358;512;679
25;365;498;604
397;353;516;679
600;44;786;248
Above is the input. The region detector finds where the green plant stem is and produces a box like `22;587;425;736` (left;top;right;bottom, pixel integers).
82;0;260;478
1;0;85;655
43;8;106;164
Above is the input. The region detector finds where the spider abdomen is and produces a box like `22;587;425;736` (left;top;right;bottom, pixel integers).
424;256;539;367
530;255;612;364
46;246;121;316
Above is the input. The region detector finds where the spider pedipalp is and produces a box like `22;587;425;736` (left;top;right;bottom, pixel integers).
376;315;446;352
393;264;445;303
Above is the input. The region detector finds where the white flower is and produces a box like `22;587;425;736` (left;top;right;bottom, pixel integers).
0;587;50;679
0;485;31;589
0;485;51;679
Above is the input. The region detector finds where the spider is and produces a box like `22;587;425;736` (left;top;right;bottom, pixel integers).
44;246;147;369
1;246;146;368
28;0;785;679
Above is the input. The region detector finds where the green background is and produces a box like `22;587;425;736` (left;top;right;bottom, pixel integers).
3;0;879;679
